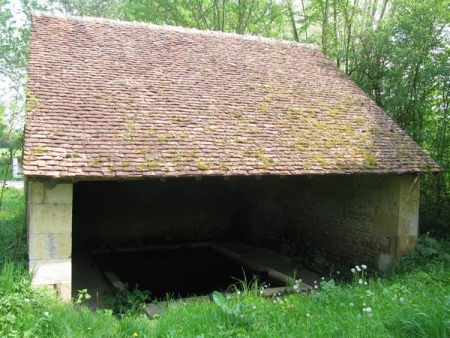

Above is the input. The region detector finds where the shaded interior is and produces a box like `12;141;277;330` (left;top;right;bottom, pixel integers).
93;247;280;299
72;175;400;296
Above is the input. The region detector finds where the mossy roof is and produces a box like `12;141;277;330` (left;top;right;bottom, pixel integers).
23;12;440;179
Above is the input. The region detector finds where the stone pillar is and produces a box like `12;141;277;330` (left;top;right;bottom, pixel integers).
397;175;420;255
28;181;73;300
374;175;420;271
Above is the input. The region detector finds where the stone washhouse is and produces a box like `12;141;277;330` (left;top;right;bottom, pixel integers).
23;12;440;300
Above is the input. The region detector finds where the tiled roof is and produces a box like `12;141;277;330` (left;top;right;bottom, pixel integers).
23;12;440;179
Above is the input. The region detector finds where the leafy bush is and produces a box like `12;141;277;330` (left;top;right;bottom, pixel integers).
386;234;450;275
105;284;152;317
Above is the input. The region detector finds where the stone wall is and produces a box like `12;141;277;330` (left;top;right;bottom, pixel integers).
27;181;73;300
235;174;420;270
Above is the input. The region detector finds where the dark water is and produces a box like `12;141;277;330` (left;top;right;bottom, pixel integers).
96;248;280;299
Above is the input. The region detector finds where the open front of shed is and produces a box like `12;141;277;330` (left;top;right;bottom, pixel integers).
24;12;440;300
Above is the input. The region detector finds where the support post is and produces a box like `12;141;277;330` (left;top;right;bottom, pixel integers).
28;181;73;300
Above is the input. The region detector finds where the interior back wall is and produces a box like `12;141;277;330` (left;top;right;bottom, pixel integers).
72;178;238;249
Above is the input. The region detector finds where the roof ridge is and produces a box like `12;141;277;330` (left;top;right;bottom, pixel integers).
32;10;318;50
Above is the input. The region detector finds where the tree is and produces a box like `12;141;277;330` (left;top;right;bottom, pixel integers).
121;0;287;37
349;0;450;236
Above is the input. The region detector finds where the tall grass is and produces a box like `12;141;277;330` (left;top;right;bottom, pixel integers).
0;188;26;265
153;260;449;337
0;190;449;337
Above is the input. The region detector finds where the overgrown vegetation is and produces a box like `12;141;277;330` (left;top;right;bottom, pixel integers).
0;191;449;337
0;188;26;265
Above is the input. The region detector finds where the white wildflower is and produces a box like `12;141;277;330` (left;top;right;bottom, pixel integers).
351;268;356;273
358;279;363;285
361;264;367;270
356;266;361;272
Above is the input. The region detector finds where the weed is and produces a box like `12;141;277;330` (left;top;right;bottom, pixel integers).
105;284;151;317
212;291;255;319
74;289;91;306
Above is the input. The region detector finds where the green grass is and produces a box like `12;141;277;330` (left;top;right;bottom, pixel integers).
0;190;449;337
0;188;26;265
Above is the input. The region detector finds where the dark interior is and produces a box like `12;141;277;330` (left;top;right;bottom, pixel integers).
72;176;290;250
93;247;281;299
72;175;388;295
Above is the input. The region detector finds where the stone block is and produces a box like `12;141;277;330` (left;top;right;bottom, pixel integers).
398;215;418;237
57;283;72;301
28;233;72;260
28;203;72;233
29;259;71;285
29;181;73;204
29;182;45;204
377;253;392;271
396;235;417;256
44;183;73;204
373;213;400;235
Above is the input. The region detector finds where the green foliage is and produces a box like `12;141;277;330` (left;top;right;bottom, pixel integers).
74;289;92;306
0;188;26;265
122;0;288;37
105;284;152;317
386;234;450;275
55;0;123;18
212;291;255;320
